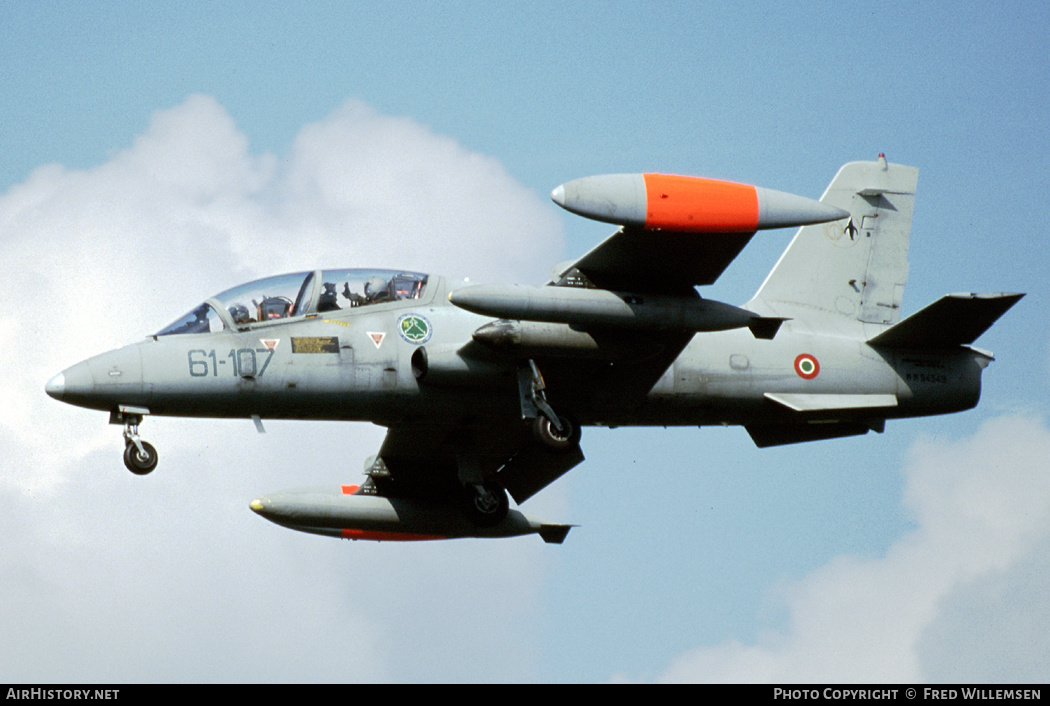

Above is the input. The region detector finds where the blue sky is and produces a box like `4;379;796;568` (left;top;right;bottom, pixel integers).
3;1;1049;682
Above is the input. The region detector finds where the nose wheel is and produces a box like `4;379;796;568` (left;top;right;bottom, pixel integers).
116;408;158;475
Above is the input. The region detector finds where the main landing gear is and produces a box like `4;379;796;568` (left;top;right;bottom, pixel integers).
112;406;158;475
519;360;581;452
460;481;509;528
532;412;580;452
456;359;583;529
456;451;510;528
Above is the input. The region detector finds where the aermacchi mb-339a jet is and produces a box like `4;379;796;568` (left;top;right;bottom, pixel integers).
46;156;1022;544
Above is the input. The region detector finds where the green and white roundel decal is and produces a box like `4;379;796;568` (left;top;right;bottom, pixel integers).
794;353;820;380
397;314;432;345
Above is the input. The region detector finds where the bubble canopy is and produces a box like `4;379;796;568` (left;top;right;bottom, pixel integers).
157;269;429;336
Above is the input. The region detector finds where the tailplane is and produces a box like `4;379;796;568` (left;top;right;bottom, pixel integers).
748;155;918;327
867;292;1024;349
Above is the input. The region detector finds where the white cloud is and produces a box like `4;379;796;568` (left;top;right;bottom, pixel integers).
2;93;563;491
652;416;1050;683
0;95;564;681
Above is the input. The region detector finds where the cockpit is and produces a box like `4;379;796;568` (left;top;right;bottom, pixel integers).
157;269;429;336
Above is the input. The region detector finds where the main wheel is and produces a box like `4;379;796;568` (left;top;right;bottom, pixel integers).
532;413;581;452
124;441;158;475
460;482;509;528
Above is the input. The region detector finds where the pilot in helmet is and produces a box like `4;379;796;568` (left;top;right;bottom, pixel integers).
364;276;390;303
229;304;252;324
256;296;292;320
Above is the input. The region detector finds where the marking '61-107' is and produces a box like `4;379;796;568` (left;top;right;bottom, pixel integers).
188;348;275;378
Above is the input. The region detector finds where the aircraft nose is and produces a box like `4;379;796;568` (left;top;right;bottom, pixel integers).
45;345;145;411
45;372;65;400
45;360;96;407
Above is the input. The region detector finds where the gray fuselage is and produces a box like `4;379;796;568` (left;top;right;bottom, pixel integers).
50;274;986;432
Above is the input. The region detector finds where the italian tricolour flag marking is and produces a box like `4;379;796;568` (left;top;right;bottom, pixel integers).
794;353;820;380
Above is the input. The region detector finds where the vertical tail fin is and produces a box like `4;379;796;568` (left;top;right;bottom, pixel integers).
749;156;919;327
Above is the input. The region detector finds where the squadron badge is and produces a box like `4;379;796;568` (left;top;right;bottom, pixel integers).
397;314;432;345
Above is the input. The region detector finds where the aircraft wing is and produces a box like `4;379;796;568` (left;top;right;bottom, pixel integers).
367;418;584;505
549;172;848;295
558;226;755;295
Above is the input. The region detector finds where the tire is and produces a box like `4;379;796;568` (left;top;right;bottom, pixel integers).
532;413;581;452
460;482;509;528
124;441;158;475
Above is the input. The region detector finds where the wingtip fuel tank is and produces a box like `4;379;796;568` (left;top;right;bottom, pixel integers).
551;173;848;232
250;485;573;543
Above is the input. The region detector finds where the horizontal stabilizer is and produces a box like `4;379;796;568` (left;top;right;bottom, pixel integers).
868;293;1024;348
764;393;897;412
538;524;574;544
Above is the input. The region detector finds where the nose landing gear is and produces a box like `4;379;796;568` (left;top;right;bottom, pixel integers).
112;406;158;475
123;438;158;475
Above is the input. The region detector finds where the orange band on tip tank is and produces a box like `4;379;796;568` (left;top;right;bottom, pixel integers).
341;529;446;541
642;174;759;232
